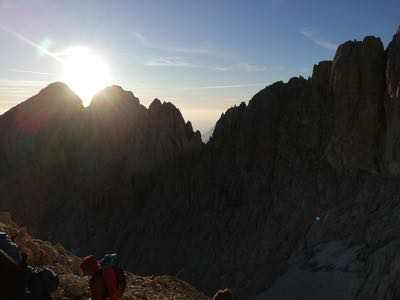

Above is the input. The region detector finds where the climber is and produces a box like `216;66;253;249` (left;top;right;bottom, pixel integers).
212;288;233;300
0;232;27;299
25;266;59;300
0;231;59;300
80;255;124;300
0;247;22;299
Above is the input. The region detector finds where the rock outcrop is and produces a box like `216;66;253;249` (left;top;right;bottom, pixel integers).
2;30;400;300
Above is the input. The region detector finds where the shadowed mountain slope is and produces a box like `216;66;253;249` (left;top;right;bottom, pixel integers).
1;30;400;299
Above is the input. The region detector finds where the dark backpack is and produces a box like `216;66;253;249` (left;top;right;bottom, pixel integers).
40;267;59;294
100;253;127;294
27;266;59;299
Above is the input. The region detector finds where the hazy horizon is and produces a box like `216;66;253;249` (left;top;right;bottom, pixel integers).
0;0;399;133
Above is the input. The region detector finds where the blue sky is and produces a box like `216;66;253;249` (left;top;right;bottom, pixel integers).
0;0;399;132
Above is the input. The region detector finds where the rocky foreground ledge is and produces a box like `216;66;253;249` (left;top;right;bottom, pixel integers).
0;212;207;300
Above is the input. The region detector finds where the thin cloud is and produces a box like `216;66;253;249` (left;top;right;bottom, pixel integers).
299;28;338;51
214;63;268;72
145;57;203;68
145;57;270;73
181;83;265;91
8;69;56;76
134;33;272;73
133;32;217;56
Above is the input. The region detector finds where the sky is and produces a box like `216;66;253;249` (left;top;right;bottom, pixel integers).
0;0;399;133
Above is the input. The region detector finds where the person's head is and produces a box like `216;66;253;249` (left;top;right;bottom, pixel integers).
80;255;100;276
212;288;233;300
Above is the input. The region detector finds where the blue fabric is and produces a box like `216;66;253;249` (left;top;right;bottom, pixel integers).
100;253;118;270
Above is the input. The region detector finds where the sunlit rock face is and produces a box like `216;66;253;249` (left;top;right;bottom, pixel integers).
2;30;400;300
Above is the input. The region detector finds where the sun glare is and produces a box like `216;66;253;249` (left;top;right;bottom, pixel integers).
61;47;111;106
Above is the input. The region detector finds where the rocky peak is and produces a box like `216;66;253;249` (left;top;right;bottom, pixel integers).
30;82;83;111
22;81;82;110
212;101;247;144
0;82;82;138
363;35;384;48
90;85;141;111
149;98;162;111
326;35;385;172
185;121;194;138
39;81;73;94
312;61;332;85
184;121;202;142
148;99;186;130
148;99;187;125
86;86;147;141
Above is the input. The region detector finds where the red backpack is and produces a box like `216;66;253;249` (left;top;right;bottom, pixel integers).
110;265;127;294
100;254;127;296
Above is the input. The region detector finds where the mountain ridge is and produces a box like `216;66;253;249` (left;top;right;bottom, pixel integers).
1;30;400;299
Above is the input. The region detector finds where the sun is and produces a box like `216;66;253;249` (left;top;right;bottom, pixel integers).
61;47;111;106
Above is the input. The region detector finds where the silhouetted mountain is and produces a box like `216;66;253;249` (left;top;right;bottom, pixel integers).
2;30;400;299
0;83;202;244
